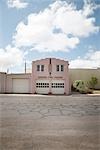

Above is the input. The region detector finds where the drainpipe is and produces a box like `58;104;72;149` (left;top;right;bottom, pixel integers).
48;58;52;94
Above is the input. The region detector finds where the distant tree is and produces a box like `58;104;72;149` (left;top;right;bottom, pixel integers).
88;76;98;89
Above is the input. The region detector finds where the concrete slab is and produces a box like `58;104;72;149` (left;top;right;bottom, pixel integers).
0;95;100;150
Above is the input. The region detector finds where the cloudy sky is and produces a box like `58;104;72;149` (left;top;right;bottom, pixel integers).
0;0;100;72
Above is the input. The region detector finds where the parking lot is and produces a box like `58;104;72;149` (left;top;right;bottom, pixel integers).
0;94;100;150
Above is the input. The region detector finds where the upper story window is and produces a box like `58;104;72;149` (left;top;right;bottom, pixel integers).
41;65;44;71
61;65;64;71
37;65;44;71
56;65;64;72
37;65;40;71
56;65;59;71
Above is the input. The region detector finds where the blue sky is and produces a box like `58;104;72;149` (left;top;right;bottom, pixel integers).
0;0;100;72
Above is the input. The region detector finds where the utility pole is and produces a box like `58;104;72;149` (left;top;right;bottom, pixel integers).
7;68;9;74
25;61;26;73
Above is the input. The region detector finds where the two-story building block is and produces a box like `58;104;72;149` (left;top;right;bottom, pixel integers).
32;58;70;95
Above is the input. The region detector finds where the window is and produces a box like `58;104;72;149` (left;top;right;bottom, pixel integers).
56;65;64;72
37;65;40;71
51;82;64;88
56;65;59;71
61;65;64;71
41;65;44;71
37;65;44;71
36;82;49;88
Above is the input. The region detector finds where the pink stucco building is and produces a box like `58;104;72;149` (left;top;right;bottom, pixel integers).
0;58;70;95
32;58;70;95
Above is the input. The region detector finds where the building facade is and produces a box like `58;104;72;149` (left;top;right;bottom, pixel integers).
0;58;70;95
0;72;6;93
6;73;32;94
0;58;100;94
32;58;70;95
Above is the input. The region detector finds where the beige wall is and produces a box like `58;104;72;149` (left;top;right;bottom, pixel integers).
0;72;6;93
6;73;32;93
69;69;100;89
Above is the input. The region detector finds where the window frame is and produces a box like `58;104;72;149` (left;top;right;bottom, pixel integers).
56;65;59;72
56;65;64;72
61;65;64;72
37;65;40;71
41;65;44;72
37;65;44;72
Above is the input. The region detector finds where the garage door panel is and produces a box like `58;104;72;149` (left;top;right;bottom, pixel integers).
51;80;65;94
36;80;49;94
13;79;29;93
35;79;65;95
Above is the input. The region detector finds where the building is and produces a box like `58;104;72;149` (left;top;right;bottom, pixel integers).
0;58;70;95
0;72;6;93
32;58;70;95
0;58;100;94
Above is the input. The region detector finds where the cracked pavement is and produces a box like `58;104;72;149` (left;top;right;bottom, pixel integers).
0;94;100;150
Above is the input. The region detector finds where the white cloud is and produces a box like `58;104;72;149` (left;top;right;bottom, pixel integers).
70;50;100;68
0;45;24;71
83;0;100;17
7;0;28;9
13;0;99;52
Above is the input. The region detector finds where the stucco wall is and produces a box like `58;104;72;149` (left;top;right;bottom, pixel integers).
32;58;70;94
0;72;6;93
0;68;100;94
69;69;100;89
6;74;32;93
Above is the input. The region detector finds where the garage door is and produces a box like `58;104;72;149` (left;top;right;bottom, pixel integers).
12;79;29;93
36;80;49;94
51;80;65;94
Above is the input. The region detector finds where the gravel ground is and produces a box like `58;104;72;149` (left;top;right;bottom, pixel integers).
0;94;100;150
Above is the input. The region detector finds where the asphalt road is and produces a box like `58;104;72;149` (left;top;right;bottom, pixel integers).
0;94;100;150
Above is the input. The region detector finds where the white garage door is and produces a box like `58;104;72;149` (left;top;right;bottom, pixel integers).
12;79;29;93
51;80;65;94
36;80;49;94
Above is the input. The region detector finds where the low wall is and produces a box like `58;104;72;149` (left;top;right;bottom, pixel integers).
0;72;6;93
69;69;100;89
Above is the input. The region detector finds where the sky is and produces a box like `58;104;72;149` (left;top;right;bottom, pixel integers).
0;0;100;73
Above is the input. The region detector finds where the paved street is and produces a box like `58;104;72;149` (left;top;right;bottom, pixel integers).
0;94;100;150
